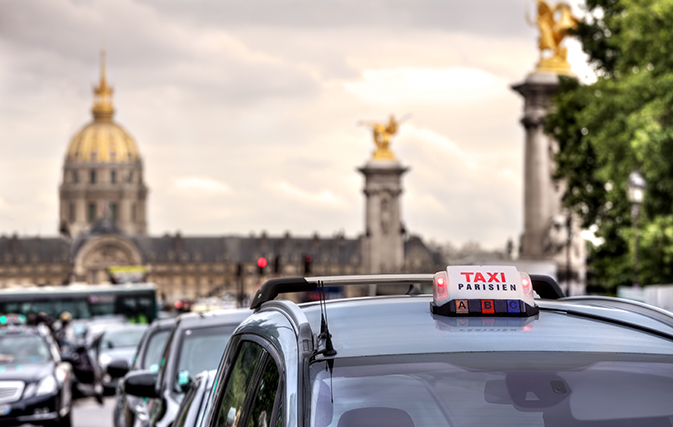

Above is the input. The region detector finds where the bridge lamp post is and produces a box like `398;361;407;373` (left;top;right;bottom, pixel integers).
627;171;646;288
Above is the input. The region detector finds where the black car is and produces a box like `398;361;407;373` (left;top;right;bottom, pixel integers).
124;309;251;427
0;325;73;426
93;324;148;393
113;318;175;427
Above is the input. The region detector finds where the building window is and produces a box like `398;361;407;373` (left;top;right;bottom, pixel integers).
128;171;134;183
90;170;96;184
111;170;116;184
69;203;76;222
132;203;137;221
72;170;78;184
88;203;97;222
110;203;118;222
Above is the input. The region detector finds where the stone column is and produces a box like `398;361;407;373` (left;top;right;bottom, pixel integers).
358;160;408;275
512;71;586;295
512;72;562;259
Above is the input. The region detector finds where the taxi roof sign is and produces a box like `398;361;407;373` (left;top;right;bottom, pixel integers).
431;266;539;317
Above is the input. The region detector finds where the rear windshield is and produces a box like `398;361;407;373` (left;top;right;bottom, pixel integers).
173;325;236;392
0;335;51;364
310;352;673;427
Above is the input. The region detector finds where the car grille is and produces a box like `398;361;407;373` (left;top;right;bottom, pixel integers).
0;381;25;404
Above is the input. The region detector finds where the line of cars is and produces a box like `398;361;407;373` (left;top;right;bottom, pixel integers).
10;263;673;427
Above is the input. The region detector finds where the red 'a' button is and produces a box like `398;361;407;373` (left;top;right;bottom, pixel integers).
481;300;495;314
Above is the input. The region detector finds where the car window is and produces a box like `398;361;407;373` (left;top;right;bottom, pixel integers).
173;324;236;392
0;335;52;364
247;358;281;427
142;329;170;372
214;341;266;427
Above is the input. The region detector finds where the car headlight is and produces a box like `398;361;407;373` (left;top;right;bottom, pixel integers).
23;382;37;399
98;353;112;367
55;365;68;384
36;375;57;396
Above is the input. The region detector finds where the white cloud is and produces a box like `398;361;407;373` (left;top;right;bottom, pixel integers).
273;181;345;208
173;177;232;195
344;66;509;107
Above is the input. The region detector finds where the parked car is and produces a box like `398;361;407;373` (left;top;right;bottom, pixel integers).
123;309;251;427
93;324;148;393
112;318;175;427
0;324;73;426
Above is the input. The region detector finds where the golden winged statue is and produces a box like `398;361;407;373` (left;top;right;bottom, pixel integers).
530;0;579;75
360;115;401;161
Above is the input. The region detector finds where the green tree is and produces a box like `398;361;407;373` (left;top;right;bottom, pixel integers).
546;0;673;291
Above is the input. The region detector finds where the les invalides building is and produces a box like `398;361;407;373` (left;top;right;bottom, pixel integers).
0;54;442;304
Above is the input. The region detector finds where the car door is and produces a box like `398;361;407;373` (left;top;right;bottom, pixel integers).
209;338;284;427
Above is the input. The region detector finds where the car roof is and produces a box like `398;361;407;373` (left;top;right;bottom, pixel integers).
174;308;253;329
256;295;673;360
151;317;177;329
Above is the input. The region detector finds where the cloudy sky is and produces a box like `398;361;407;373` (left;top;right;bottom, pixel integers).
0;0;591;250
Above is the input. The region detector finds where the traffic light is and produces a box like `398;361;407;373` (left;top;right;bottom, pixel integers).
304;255;313;274
257;257;268;275
273;255;281;274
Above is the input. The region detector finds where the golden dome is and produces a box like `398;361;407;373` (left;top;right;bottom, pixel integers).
66;50;141;164
67;121;140;163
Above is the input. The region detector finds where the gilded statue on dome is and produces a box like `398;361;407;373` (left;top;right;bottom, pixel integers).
360;115;403;161
530;0;579;75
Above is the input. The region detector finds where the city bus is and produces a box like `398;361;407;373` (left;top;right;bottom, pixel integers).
0;283;157;324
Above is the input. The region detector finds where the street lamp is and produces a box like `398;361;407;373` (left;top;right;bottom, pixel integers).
627;171;646;288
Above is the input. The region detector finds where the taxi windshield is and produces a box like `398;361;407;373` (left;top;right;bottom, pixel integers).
0;334;51;364
173;324;236;392
310;352;673;427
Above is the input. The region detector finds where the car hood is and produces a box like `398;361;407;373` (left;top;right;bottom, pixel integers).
0;363;53;382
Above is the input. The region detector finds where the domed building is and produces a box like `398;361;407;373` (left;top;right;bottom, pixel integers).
59;52;147;238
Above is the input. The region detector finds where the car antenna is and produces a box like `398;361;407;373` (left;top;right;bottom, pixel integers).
318;280;337;357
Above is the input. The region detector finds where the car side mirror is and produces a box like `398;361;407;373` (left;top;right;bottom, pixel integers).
107;359;130;378
177;370;192;393
124;370;158;398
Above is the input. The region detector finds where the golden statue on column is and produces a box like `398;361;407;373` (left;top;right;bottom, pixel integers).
530;0;579;75
360;115;402;161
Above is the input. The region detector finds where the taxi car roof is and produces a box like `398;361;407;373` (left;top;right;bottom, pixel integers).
290;295;673;359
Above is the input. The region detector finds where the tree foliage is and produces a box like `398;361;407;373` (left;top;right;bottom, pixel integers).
546;0;673;291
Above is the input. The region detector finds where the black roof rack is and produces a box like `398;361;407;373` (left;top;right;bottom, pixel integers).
530;274;565;299
250;273;565;310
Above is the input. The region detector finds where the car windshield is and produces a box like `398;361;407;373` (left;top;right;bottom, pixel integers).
101;327;146;349
142;329;170;371
310;352;673;427
173;324;236;392
0;334;51;364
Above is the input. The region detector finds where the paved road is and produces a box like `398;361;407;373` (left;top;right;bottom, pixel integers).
71;396;115;427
